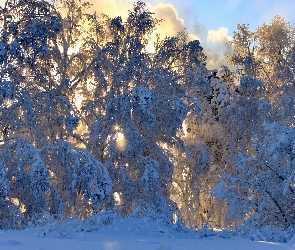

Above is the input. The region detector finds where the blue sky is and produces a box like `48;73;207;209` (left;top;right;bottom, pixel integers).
153;0;295;37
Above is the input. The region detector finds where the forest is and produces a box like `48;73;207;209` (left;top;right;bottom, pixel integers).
0;0;295;240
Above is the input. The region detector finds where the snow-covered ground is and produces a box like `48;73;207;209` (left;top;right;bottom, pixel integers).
0;217;294;250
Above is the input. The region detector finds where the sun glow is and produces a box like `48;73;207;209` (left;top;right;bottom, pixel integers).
11;198;26;213
113;191;123;205
114;124;120;131
116;131;126;151
157;141;168;150
182;120;188;137
67;41;82;55
73;93;83;109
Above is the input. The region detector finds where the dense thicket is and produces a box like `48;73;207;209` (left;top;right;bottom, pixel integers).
0;0;295;236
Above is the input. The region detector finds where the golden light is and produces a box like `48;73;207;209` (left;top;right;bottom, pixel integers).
157;141;168;150
11;198;26;213
145;38;156;54
114;124;120;131
117;132;124;140
73;93;83;109
116;131;126;151
67;41;82;55
182;120;188;137
75;142;86;149
113;191;122;205
74;120;87;134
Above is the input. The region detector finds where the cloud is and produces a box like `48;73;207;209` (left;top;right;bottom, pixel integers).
192;21;207;40
146;2;200;41
204;42;233;70
151;3;186;37
207;27;232;42
86;0;134;20
204;27;233;70
145;3;200;52
146;4;232;69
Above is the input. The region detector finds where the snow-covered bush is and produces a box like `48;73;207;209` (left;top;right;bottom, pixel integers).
0;153;22;229
41;140;112;219
213;122;295;231
0;138;112;224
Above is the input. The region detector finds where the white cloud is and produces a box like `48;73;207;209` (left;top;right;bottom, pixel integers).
207;27;232;42
204;27;233;70
146;3;200;40
145;3;200;53
204;42;233;70
152;3;186;37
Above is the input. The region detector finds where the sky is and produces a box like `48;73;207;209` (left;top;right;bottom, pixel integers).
1;0;295;69
147;0;295;69
162;0;295;36
76;0;295;69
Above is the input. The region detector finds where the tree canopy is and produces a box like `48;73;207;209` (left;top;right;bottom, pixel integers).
0;0;295;240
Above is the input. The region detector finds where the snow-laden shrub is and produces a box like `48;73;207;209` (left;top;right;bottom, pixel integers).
0;139;112;225
213;122;295;231
0;154;22;229
41;140;112;219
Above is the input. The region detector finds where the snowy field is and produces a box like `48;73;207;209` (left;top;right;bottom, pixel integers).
0;217;294;250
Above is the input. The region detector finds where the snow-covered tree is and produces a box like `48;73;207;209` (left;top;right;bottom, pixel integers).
65;1;210;222
2;0;295;236
228;16;295;88
213;122;295;230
